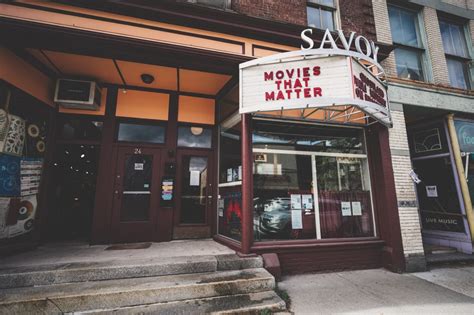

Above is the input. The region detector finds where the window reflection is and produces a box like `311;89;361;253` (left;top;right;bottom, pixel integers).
117;122;165;144
177;125;212;148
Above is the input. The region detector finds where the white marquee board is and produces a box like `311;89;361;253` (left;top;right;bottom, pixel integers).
239;51;391;126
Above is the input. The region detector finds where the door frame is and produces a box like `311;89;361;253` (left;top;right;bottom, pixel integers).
110;144;163;243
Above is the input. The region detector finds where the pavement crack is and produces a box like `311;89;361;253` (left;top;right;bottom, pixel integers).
46;297;65;314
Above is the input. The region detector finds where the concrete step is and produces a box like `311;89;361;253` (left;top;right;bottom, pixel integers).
0;254;263;289
80;291;286;315
0;268;275;314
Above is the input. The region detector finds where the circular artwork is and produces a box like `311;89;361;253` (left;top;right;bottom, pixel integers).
17;200;34;220
27;124;40;138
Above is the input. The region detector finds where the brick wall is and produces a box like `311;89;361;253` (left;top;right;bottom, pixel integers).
422;6;451;85
389;105;426;272
231;0;307;25
372;0;397;76
339;0;377;40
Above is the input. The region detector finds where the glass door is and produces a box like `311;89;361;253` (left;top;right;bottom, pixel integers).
111;146;161;242
175;150;213;228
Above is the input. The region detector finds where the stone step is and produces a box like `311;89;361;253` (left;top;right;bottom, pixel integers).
0;254;263;289
80;291;286;315
0;268;275;314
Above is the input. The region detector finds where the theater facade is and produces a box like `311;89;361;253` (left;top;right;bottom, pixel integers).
0;1;407;273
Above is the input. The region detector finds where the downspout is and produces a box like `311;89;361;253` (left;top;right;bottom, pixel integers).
446;114;474;241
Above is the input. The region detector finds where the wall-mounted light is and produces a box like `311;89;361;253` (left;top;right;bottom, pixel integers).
141;73;155;84
190;126;203;135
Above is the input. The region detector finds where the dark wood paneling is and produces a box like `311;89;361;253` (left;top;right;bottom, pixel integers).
253;241;384;274
90;87;118;244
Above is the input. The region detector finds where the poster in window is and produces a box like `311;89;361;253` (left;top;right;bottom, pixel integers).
352;201;362;216
302;194;313;210
341;201;352;216
426;185;438;198
291;210;303;229
291;194;302;210
190;170;200;186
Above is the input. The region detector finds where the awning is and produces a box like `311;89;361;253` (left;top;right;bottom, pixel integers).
239;49;392;127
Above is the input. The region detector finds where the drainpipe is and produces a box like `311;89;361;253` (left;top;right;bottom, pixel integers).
446;114;474;241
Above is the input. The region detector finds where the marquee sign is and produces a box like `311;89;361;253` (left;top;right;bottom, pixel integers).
239;29;391;127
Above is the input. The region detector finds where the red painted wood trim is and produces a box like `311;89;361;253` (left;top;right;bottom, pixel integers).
367;124;405;272
213;234;242;252
241;114;253;254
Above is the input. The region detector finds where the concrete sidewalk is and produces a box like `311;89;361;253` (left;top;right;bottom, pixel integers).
279;267;474;314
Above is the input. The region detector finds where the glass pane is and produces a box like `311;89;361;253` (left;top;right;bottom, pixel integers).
413;157;465;233
120;154;153;221
118;123;165;144
180;156;208;224
449;23;468;57
177;126;212;148
58;118;103;141
307;6;321;28
253;154;315;241
394;47;424;81
447;58;469;90
316;156;373;238
253;120;365;154
49;144;100;239
321;8;334;31
440;21;454;55
219;122;242;183
318;0;334;7
389;6;419;47
218;121;242;241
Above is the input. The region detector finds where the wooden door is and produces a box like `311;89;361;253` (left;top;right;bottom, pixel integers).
111;146;161;242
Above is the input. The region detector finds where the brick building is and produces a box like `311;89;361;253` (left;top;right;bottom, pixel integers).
373;0;474;271
0;0;471;281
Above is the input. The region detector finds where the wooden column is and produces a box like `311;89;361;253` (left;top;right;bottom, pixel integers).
240;113;253;254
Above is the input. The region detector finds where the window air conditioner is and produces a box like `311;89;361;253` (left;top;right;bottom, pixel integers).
54;78;101;111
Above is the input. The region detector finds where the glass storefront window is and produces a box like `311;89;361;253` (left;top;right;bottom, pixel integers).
252;119;374;241
316;156;373;238
254;153;315;241
252;120;365;154
218;119;242;241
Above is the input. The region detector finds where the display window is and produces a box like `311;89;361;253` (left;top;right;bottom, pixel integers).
217;118;242;241
0;82;50;241
408;120;467;234
252;119;374;241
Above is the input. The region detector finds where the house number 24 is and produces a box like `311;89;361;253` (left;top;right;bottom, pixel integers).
134;148;142;154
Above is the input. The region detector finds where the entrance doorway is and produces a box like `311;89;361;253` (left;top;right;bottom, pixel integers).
173;149;213;239
111;146;162;243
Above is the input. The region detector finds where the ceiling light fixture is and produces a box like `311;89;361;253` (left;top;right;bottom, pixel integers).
141;73;155;84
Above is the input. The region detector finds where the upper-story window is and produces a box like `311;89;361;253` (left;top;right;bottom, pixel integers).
388;5;426;81
183;0;230;10
439;19;471;90
307;0;336;31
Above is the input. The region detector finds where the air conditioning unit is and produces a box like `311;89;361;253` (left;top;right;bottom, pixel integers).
54;79;101;111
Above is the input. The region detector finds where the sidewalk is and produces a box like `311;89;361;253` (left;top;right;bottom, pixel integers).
279;266;474;314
